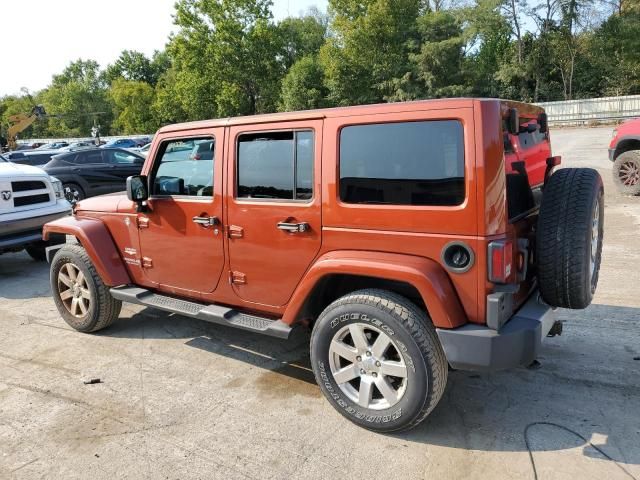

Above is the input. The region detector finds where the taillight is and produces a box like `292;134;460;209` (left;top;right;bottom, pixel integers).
488;240;513;283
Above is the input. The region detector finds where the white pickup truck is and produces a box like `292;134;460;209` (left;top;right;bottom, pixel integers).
0;153;70;260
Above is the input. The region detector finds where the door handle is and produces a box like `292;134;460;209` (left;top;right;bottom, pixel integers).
277;221;310;233
192;215;220;227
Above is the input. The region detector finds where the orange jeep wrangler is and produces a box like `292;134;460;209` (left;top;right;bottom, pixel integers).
43;99;604;432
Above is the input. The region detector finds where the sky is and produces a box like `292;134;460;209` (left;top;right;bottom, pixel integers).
0;0;328;96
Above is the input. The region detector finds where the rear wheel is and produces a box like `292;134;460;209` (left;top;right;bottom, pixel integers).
613;151;640;196
537;168;604;309
50;244;121;332
310;289;448;432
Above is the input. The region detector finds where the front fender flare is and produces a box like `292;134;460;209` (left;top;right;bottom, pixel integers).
283;250;467;329
43;216;131;287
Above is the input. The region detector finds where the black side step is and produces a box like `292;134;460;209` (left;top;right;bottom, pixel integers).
110;286;291;339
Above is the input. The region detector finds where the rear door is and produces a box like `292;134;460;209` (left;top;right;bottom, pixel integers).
73;150;114;196
226;121;322;307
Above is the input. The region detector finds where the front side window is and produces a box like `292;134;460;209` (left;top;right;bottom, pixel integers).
339;120;465;206
152;137;214;197
237;130;314;200
108;151;143;165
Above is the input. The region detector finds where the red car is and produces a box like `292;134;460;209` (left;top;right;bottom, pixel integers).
609;118;640;195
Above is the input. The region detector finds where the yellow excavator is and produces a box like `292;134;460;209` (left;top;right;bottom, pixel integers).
4;104;48;151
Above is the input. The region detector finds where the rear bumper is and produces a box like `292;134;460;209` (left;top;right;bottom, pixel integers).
436;291;556;372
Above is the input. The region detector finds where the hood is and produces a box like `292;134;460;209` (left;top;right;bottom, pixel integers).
0;162;48;178
75;192;129;214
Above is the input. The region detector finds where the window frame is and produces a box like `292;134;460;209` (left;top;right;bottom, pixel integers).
235;128;315;204
337;118;466;208
148;134;216;200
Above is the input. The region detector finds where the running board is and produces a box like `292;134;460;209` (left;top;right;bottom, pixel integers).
109;286;291;339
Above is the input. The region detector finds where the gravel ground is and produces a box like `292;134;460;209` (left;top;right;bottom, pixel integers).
1;126;639;480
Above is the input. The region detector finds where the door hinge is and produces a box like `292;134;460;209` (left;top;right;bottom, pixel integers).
229;271;246;285
228;225;244;239
137;216;150;229
142;257;153;268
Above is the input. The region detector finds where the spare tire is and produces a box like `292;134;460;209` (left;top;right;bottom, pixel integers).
536;168;604;309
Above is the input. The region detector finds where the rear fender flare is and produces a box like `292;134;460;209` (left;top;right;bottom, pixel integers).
283;250;467;329
43;216;130;286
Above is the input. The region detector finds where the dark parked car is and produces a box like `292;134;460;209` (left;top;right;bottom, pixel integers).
42;148;145;200
5;150;59;166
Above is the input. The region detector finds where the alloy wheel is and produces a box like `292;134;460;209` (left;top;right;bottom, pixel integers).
328;323;408;410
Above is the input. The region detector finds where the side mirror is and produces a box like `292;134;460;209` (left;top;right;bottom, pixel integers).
126;175;148;203
507;108;519;135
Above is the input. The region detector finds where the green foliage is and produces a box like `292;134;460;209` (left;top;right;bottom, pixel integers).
110;79;157;134
280;55;329;111
3;0;640;142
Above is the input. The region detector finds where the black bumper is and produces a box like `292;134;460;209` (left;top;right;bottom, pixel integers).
0;210;70;249
436;292;556;371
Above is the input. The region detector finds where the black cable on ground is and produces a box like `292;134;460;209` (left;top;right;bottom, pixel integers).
524;421;637;480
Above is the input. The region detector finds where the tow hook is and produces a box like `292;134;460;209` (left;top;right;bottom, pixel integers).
547;320;563;337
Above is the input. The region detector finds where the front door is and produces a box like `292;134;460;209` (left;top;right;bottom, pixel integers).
138;131;224;296
226;121;322;307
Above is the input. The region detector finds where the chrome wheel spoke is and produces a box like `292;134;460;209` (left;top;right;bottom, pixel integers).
66;264;77;281
330;339;358;363
333;364;359;384
380;360;407;378
71;297;79;316
371;334;391;358
348;324;370;351
78;298;88;315
358;376;374;408
80;288;91;300
76;271;85;287
58;272;72;287
375;377;398;405
59;289;73;301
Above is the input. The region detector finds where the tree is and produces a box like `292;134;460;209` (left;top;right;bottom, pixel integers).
278;12;328;68
105;50;170;86
169;0;284;118
321;0;422;105
110;79;156;134
279;55;329;111
390;11;469;100
40;59;113;136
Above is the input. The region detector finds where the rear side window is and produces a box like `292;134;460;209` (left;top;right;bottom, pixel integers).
339;120;465;206
237;130;314;201
152;137;214;197
75;151;104;164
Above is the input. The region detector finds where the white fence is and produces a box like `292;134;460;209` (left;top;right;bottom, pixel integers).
536;94;640;125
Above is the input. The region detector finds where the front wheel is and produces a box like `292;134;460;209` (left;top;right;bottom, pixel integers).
310;289;448;433
50;244;122;332
613;151;640;196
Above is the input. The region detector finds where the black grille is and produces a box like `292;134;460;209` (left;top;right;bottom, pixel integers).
14;194;50;207
11;181;46;192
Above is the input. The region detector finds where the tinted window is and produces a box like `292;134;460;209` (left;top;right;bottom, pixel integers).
108;151;143;164
339;120;465;206
152;137;214;197
237;131;314;200
76;151;104;164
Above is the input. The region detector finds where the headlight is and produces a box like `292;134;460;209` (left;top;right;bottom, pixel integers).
50;176;64;199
